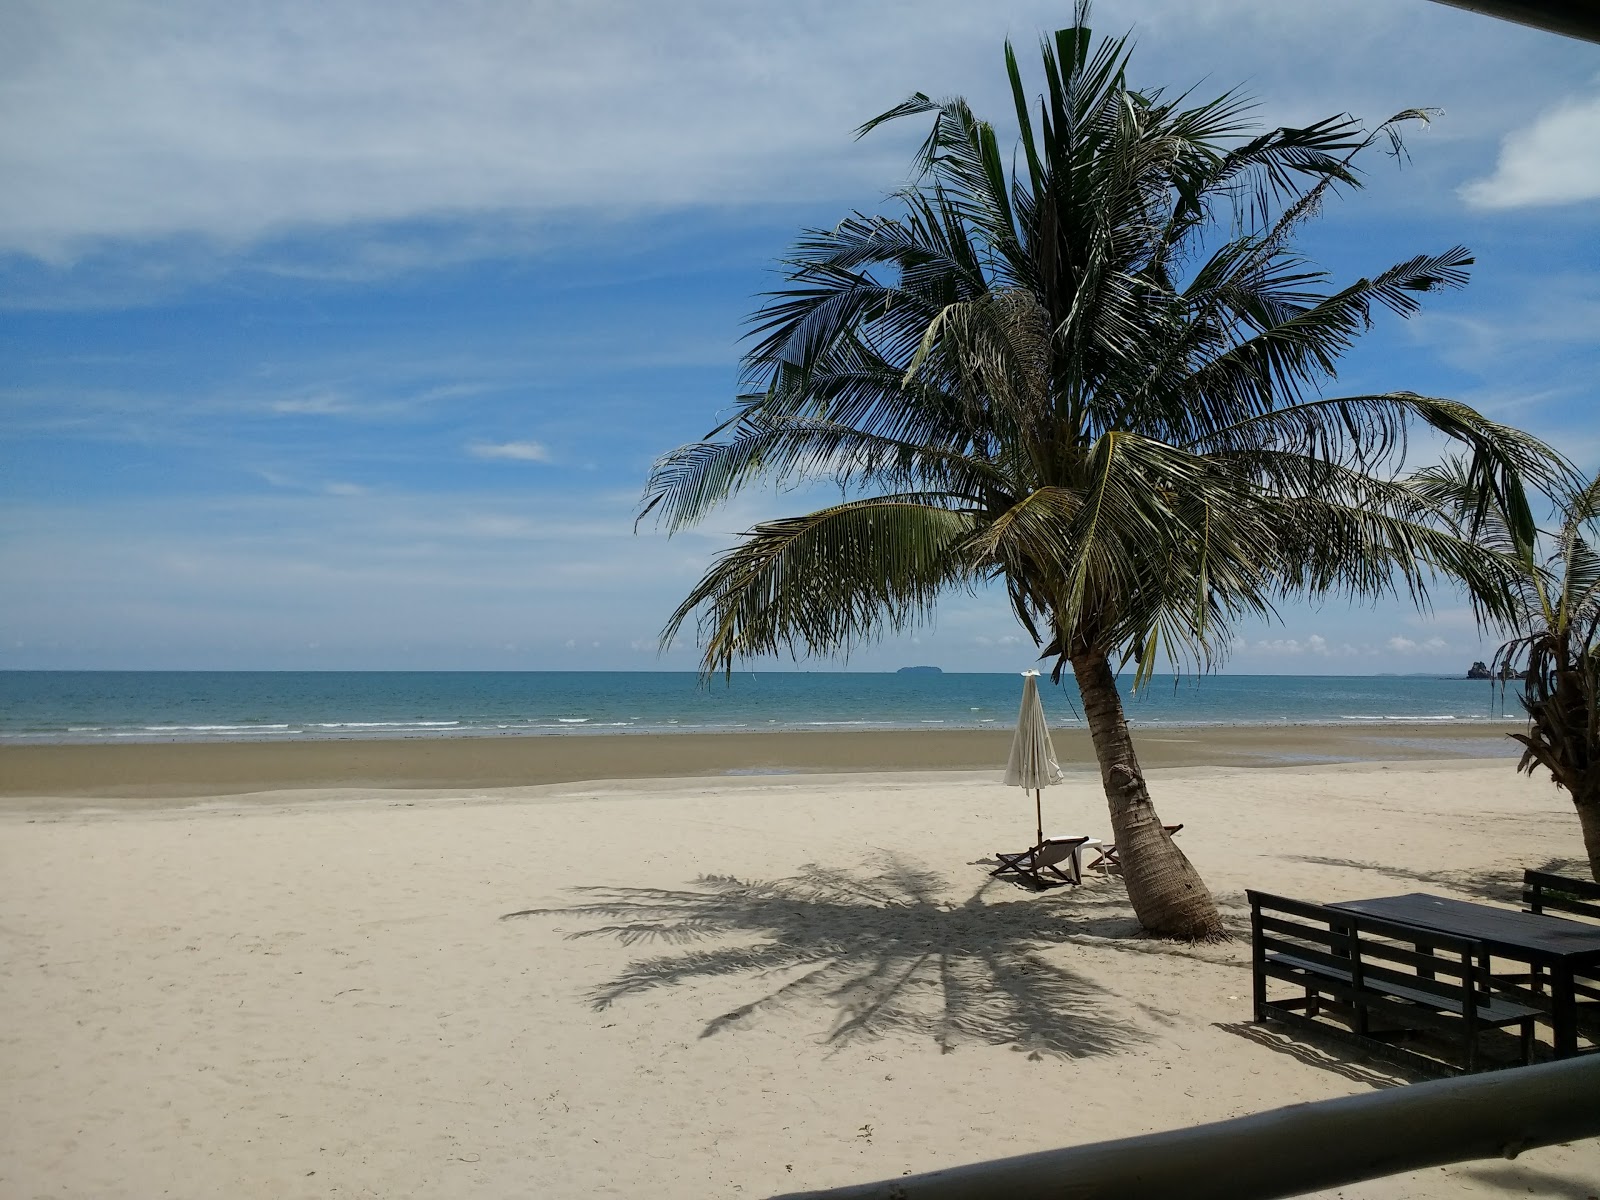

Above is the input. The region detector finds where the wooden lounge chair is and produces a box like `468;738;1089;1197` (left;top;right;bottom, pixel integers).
992;835;1090;888
1088;824;1183;873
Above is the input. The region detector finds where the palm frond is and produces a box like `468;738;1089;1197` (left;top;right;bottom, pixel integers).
643;10;1564;693
640;417;1009;533
662;498;983;676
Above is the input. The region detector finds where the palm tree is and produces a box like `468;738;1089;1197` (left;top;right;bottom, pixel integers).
1504;478;1600;880
640;9;1554;937
1420;461;1600;879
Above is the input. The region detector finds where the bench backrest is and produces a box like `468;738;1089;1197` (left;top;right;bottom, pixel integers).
1524;869;1600;923
1247;890;1489;1017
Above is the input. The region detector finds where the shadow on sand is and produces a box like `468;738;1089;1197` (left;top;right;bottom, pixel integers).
503;855;1151;1059
1279;855;1589;907
1212;1021;1428;1090
1451;1162;1600;1199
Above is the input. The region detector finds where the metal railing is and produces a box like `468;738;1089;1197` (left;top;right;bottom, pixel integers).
771;1055;1600;1200
1426;1;1600;44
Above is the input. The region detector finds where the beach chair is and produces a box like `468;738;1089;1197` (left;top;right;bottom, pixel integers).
1088;824;1183;873
992;835;1090;887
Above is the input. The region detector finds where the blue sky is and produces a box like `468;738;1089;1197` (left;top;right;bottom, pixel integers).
2;0;1597;673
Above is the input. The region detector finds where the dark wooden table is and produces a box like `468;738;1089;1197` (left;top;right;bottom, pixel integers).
1330;892;1600;1058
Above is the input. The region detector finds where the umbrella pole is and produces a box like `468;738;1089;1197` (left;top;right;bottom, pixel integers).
1035;789;1043;848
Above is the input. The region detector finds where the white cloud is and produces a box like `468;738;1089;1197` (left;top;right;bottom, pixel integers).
1251;633;1371;658
0;0;963;257
1387;635;1449;654
1258;638;1300;654
1256;636;1322;656
1404;607;1482;633
323;481;367;496
1;0;1589;266
467;440;550;463
1461;90;1600;208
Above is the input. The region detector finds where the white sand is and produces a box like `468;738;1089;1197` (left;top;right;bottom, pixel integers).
2;759;1596;1198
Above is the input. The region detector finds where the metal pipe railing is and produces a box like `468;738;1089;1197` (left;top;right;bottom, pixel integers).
771;1055;1600;1200
1426;0;1600;43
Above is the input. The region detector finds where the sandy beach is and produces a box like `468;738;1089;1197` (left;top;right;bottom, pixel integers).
2;730;1595;1198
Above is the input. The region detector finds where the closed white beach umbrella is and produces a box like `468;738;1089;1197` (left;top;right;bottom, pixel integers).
1004;670;1063;846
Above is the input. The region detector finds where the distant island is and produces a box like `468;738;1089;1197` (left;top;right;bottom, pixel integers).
896;665;943;675
1467;660;1524;681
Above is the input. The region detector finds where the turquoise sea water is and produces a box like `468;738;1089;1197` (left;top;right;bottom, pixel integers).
0;671;1523;745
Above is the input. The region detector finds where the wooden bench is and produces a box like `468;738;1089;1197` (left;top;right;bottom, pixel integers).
1249;890;1540;1073
1521;870;1600;1028
1524;869;1600;922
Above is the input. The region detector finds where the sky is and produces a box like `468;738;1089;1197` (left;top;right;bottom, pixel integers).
2;0;1597;674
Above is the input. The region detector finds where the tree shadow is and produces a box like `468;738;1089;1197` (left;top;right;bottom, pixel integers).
1279;855;1589;906
1042;886;1254;955
503;855;1148;1059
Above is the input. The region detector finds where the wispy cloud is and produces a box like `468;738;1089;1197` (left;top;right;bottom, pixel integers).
467;440;550;463
1461;89;1600;209
270;391;355;416
255;469;369;497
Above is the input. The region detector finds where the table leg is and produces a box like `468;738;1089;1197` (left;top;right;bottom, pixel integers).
1553;963;1578;1059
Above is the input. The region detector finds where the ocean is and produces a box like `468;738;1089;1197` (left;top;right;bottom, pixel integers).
0;670;1523;746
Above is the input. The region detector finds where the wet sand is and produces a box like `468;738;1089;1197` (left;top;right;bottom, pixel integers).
0;721;1517;803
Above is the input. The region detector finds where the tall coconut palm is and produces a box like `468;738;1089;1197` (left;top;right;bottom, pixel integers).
640;10;1554;937
1419;460;1600;879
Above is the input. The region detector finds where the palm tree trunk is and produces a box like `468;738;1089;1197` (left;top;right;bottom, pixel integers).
1576;796;1600;883
1071;650;1225;939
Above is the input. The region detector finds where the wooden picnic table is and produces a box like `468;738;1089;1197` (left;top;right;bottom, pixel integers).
1329;892;1600;1059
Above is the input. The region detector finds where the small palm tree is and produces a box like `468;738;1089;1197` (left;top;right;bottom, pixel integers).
1506;497;1600;879
1415;459;1598;878
1502;481;1600;879
642;9;1553;937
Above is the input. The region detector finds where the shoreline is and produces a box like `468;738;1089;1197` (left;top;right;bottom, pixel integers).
0;720;1519;800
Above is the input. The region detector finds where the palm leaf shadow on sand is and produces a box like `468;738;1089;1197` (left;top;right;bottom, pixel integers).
503;855;1144;1059
1282;855;1589;906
